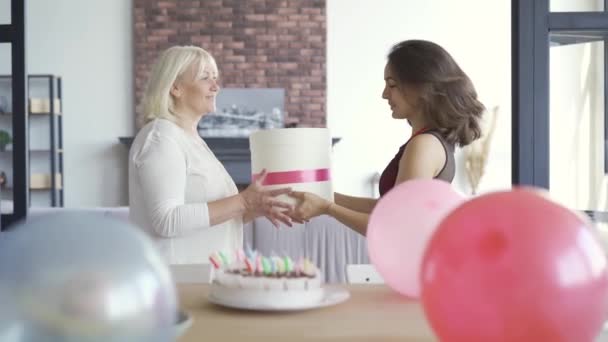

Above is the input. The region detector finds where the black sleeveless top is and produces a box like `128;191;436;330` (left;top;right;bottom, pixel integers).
378;129;455;197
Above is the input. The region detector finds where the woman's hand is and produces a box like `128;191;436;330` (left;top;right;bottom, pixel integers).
288;191;332;222
239;169;293;228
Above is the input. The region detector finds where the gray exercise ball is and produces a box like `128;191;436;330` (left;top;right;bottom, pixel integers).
0;212;176;342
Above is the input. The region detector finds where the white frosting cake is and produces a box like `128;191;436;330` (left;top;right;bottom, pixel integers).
208;250;324;309
249;128;334;206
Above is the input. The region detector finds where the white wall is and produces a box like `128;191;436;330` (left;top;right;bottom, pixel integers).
0;0;133;207
327;0;512;197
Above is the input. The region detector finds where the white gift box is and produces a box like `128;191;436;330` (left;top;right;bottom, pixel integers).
249;128;334;206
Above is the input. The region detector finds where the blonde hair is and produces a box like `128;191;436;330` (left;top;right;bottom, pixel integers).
139;45;218;126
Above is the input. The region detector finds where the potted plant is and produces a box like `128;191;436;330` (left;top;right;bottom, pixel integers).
0;130;12;151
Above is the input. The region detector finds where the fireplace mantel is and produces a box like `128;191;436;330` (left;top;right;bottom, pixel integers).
119;136;341;186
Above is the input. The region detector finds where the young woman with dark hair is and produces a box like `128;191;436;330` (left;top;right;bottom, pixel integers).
288;39;485;235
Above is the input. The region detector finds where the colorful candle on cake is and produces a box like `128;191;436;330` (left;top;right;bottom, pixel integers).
245;245;257;260
209;254;221;269
244;257;254;274
218;251;230;268
256;255;263;274
273;256;285;274
262;257;272;275
284;256;294;273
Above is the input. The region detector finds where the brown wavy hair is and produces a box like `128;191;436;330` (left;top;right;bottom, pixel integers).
387;40;484;146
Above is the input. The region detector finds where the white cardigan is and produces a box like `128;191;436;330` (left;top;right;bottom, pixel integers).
128;119;243;264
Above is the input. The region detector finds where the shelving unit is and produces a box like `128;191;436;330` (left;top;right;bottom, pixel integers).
0;74;64;210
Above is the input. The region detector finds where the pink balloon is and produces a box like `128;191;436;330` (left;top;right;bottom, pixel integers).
421;188;608;342
367;179;464;297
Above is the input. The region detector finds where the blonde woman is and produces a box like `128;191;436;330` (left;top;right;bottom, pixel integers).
129;46;292;265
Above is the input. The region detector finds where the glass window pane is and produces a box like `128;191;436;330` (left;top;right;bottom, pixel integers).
0;43;13;214
549;38;605;212
0;0;10;25
550;0;604;12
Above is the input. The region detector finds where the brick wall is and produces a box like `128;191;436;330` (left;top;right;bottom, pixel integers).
133;0;326;127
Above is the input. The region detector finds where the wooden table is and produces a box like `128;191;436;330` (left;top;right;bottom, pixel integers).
177;284;437;341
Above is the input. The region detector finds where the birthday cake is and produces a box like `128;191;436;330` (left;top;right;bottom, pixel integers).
249;128;334;206
208;249;324;309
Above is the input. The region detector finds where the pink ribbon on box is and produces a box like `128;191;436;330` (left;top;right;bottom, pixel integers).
252;168;331;185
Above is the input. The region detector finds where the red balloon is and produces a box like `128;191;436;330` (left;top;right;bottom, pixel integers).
421;189;608;342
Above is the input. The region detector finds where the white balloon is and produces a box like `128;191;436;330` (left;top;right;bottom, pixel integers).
0;212;177;342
